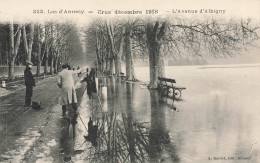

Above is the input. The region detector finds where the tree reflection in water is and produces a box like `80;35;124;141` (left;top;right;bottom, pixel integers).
83;79;179;163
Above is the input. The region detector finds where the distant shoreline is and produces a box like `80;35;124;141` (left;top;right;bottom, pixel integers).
198;64;260;69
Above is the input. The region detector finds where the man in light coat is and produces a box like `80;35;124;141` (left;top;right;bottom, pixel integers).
57;64;78;119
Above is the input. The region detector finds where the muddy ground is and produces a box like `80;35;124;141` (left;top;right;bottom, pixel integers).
0;74;86;162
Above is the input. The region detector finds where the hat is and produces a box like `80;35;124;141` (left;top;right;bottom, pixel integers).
62;64;68;69
26;61;33;65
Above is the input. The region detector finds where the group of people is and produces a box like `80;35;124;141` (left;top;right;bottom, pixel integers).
24;61;98;142
57;65;98;143
23;61;74;107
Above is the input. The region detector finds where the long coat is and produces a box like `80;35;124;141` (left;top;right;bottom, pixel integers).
57;69;77;105
24;67;35;87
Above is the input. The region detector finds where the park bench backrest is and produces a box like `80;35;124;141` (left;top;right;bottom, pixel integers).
158;77;176;84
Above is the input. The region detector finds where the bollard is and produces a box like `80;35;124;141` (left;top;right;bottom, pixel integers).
43;74;45;80
101;86;108;111
95;78;99;93
101;86;107;99
2;81;6;88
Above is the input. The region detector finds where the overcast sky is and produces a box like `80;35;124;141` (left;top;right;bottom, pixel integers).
0;0;259;65
1;0;260;23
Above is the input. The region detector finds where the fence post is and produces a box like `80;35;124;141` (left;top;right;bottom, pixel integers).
1;81;6;88
101;86;108;111
95;78;99;93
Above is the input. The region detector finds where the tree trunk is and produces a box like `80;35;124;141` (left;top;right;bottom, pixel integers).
158;54;165;78
36;26;42;76
8;22;15;80
115;26;125;76
146;22;166;89
109;58;115;75
124;23;135;81
147;41;160;88
50;56;54;75
95;31;101;74
44;43;49;75
50;24;54;75
22;24;34;61
106;21;116;75
106;59;109;73
8;60;15;80
0;45;2;65
44;24;49;75
8;22;22;80
5;43;9;65
37;60;42;76
130;57;136;80
44;57;48;75
22;25;29;60
28;24;34;62
102;60;105;72
57;57;61;72
115;57;121;76
97;61;101;74
44;60;48;75
0;50;1;65
54;57;58;74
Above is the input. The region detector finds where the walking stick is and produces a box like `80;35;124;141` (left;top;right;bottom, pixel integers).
76;84;88;132
78;114;88;132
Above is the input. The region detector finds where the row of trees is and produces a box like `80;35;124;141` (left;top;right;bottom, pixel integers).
0;20;83;80
84;16;259;88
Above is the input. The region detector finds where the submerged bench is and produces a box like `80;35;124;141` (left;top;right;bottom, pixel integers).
158;77;186;99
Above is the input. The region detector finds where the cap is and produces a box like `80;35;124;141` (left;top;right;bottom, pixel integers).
26;61;33;65
62;64;68;69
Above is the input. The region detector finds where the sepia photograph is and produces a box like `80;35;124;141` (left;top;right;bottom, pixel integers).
0;0;260;162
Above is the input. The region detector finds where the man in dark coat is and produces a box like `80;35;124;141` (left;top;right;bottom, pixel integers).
24;61;35;106
81;72;97;99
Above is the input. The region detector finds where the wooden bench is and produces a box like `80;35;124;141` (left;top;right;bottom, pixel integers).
158;77;186;100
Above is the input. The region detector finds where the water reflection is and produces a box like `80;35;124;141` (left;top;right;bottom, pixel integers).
60;117;76;161
79;77;179;163
149;90;179;163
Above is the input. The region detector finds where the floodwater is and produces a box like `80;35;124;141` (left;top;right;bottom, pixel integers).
69;64;260;162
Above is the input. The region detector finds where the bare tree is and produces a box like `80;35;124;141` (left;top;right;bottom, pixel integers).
8;21;22;80
145;17;259;89
43;23;51;75
106;20;116;75
50;24;55;75
36;24;45;76
124;21;136;81
0;24;9;65
146;20;167;89
84;19;125;75
22;23;34;62
84;17;259;86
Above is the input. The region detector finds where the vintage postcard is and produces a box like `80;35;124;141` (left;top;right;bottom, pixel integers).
0;0;260;162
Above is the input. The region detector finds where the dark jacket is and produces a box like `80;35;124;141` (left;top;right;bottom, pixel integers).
82;75;97;94
24;67;35;87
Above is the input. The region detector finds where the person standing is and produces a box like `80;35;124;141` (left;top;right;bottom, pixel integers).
24;61;35;106
57;64;78;123
81;70;97;99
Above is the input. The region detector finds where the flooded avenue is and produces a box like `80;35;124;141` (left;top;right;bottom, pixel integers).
1;65;259;162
